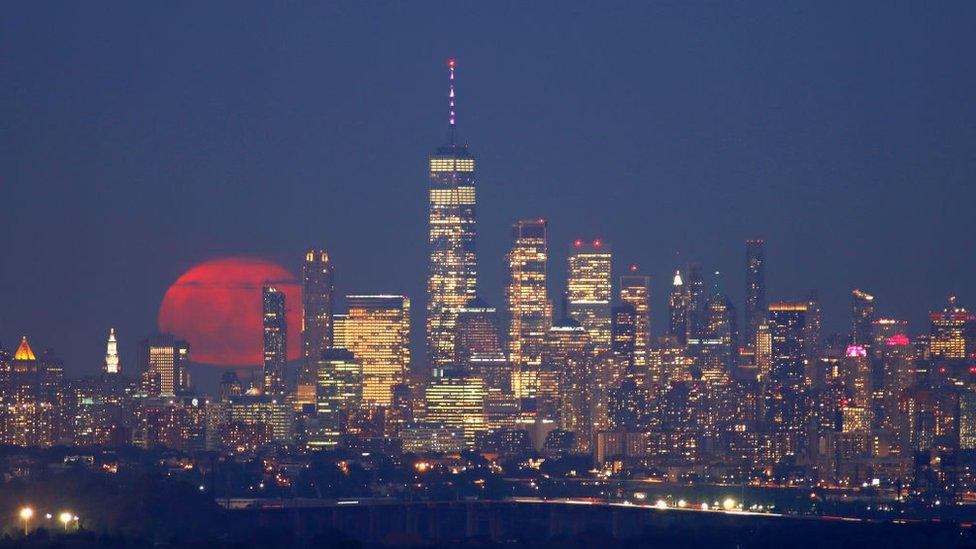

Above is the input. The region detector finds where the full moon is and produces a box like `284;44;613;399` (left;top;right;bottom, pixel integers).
158;257;302;366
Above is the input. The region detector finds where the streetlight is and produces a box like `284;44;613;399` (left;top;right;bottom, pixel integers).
59;512;73;532
19;507;33;535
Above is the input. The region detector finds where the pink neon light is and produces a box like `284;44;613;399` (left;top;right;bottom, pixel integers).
845;345;867;358
886;334;910;346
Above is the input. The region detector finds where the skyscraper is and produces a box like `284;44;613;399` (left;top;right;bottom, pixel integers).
262;285;287;397
703;273;738;379
611;304;637;370
140;334;190;397
309;348;362;450
765;302;809;451
342;295;410;406
544;317;592;451
619;266;651;367
424;372;486;449
3;337;59;447
103;327;120;374
505;219;551;372
298;249;334;406
567;239;612;353
767;302;809;389
851;289;876;347
668;270;689;345
684;262;706;341
426;58;478;370
929;296;976;359
456;297;508;390
745;240;766;346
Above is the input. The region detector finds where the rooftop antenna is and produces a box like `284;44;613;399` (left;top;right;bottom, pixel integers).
448;58;457;146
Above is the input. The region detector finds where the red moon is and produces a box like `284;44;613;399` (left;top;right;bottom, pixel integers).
158;257;302;366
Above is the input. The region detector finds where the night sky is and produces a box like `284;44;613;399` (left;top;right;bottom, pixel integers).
2;2;975;386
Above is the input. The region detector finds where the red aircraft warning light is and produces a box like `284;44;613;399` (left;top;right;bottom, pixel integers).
448;58;456;69
573;239;583;248
593;239;602;248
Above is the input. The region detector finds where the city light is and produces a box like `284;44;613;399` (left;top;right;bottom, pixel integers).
1;22;973;545
59;512;73;531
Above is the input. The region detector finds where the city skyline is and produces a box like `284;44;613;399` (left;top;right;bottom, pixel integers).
2;3;976;380
3;5;976;543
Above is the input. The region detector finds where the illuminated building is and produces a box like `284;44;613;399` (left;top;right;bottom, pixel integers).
333;313;348;347
611;304;637;371
400;423;466;453
668;270;690;345
133;397;206;451
805;291;824;373
341;295;410;406
103;328;120;374
3;338;58;447
309;348;362;449
608;379;646;431
768;302;809;389
960;391;976;450
298;249;334;408
566;240;612;352
139;334;190;397
929;296;975;359
754;321;772;382
744;240;766;346
851;289;876;348
226;394;294;446
543;318;591;450
426;58;478;370
683;262;706;340
873;319;912;432
423;373;486;449
702;272;738;379
455;297;509;390
619;267;651;367
70;376;127;447
844;344;872;408
506;219;551;382
765;302;809;447
649;335;691;385
262;285;287;397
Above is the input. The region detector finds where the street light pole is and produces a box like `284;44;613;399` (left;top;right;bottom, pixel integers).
19;507;33;536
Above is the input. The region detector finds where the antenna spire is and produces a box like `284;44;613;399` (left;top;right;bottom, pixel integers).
448;58;457;145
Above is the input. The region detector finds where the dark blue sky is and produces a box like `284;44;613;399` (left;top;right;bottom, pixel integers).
2;2;975;381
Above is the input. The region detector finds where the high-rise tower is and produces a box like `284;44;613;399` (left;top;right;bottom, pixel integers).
342;295;410;406
745;240;766;346
668;270;690;345
104;328;120;374
139;333;190;397
684;262;706;341
851;289;876;348
506;219;551;373
301;250;334;358
297;249;334;407
567;239;612;353
619;265;651;366
426;58;478;370
262;285;287;397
